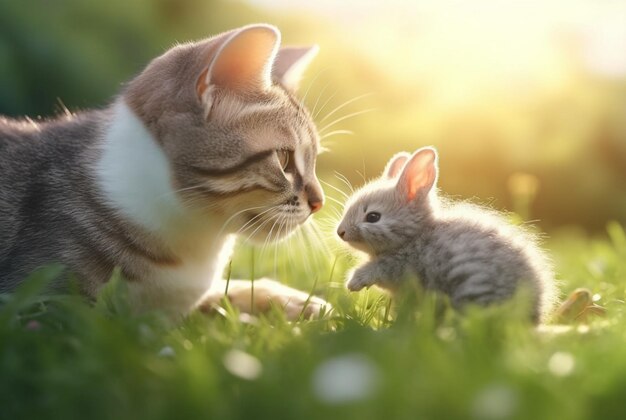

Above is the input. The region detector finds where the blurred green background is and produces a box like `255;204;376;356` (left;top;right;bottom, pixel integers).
1;0;625;231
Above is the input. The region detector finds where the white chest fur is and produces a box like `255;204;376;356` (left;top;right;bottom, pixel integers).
96;100;187;233
95;100;230;314
129;235;236;314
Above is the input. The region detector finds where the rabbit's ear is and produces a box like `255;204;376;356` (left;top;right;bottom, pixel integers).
383;152;410;179
396;147;438;201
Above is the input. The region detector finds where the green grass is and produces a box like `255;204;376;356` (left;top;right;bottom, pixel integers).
2;222;626;420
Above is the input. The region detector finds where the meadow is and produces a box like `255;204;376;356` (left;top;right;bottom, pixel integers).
2;210;625;419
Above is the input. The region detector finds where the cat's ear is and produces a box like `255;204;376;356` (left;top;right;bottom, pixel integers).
396;147;438;201
272;46;319;91
197;24;280;108
383;152;410;179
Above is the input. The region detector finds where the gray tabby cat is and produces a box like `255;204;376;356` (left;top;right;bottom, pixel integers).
336;147;557;322
0;24;330;318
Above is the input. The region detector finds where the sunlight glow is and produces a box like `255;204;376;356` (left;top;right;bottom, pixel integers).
250;0;626;108
548;351;576;377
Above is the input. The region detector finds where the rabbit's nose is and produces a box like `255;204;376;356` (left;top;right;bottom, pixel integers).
337;229;346;239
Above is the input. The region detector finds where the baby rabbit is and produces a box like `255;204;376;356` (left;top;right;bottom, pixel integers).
336;147;557;322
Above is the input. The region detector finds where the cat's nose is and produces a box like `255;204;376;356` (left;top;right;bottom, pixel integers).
306;181;324;214
337;229;345;239
308;199;323;214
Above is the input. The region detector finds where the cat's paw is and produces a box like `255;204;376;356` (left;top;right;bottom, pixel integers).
346;267;377;292
200;278;332;320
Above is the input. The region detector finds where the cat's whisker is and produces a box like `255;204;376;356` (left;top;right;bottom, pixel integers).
322;213;344;232
324;194;347;209
300;66;333;113
165;186;222;210
324;203;344;219
233;215;278;252
257;228;275;263
310;80;333;121
320;179;350;200
182;192;225;210
313;90;337;120
304;220;332;266
259;212;285;261
308;219;331;249
239;220;271;248
235;206;278;236
325;213;344;230
317;144;332;155
222;205;271;232
156;182;207;200
320;130;354;141
334;171;355;193
327;217;342;232
313;223;333;262
257;214;275;254
278;215;292;256
235;208;280;238
325;203;344;217
304;222;325;272
178;195;215;210
356;168;367;184
274;215;297;274
296;228;311;271
294;223;313;274
241;210;280;246
323;210;342;223
315;218;340;234
281;218;296;269
234;218;265;241
318;108;376;135
318;92;374;124
219;204;276;238
270;215;289;277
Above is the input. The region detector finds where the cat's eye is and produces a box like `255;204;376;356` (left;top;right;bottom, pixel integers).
277;149;290;171
365;212;381;223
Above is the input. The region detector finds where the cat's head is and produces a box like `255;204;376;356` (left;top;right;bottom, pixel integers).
124;24;323;242
336;147;438;254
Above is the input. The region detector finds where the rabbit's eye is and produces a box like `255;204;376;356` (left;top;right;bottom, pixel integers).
365;212;381;223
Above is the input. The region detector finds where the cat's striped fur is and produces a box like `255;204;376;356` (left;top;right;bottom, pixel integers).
337;148;557;322
0;24;328;317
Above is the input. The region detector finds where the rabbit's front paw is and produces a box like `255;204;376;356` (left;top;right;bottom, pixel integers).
347;266;377;292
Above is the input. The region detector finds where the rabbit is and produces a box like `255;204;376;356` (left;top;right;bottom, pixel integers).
336;147;557;322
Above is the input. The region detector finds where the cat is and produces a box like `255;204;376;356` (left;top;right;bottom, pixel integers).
336;147;557;322
0;24;330;319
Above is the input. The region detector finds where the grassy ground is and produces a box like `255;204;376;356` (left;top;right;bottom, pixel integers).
2;220;626;420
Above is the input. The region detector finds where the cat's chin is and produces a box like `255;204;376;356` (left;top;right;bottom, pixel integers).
237;212;304;244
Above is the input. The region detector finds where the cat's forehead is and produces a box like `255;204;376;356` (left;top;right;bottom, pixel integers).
242;121;314;154
218;87;318;152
